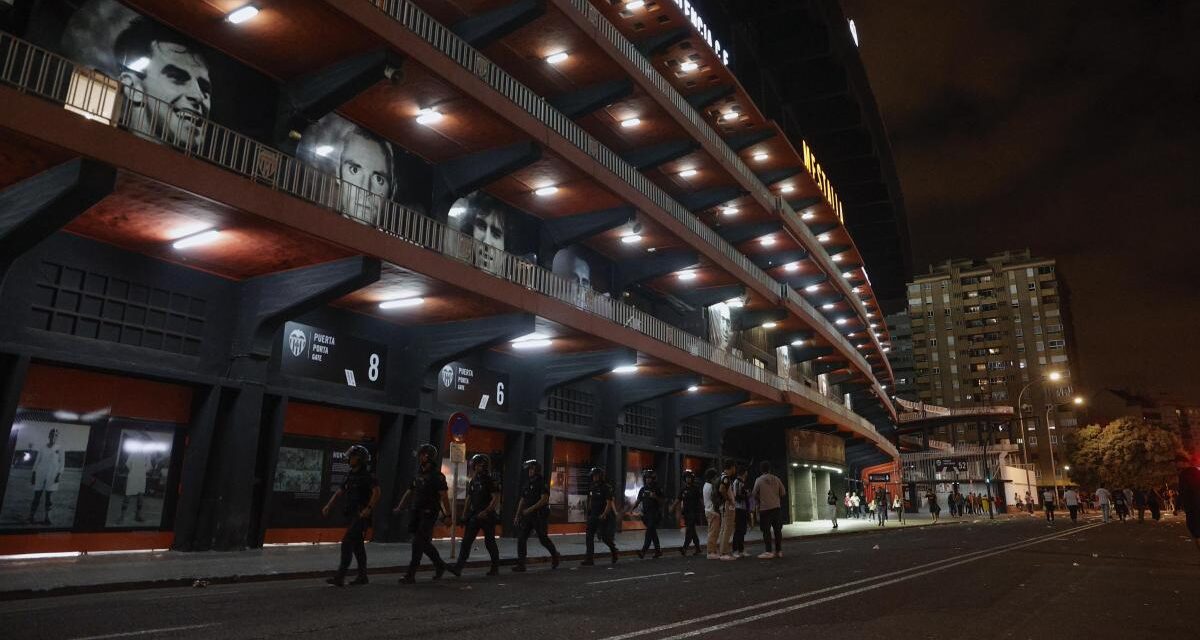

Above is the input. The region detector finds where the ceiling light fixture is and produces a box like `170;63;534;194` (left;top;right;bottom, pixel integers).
762;321;778;329
722;111;740;121
759;235;776;246
680;61;699;72
722;206;739;216
753;152;769;162
725;297;744;308
679;169;698;178
226;5;259;24
612;365;639;374
627;0;646;10
448;205;467;218
780;184;795;193
379;297;425;310
687;385;699;392
677;270;697;281
545;51;569;65
620;117;641;128
842;272;853;279
818;233;831;243
835;318;849;325
621;234;643;244
784;262;799;272
791;339;805;347
801;211;815;220
805;284;820;293
512;339;553;350
832;254;844;262
416;107;443;126
172;229;221;250
822;303;835;310
534;186;559;197
314;144;334;157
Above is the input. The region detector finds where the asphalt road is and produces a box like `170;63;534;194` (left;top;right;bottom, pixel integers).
4;514;1197;640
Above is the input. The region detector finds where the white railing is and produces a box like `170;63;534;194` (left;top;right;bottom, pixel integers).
367;0;889;386
0;32;893;444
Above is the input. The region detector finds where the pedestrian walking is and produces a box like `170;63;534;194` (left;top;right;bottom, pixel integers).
703;468;722;559
321;445;379;587
827;489;839;530
1133;488;1148;523
926;490;940;524
731;468;750;557
844;492;852;519
893;495;904;524
512;459;560;572
752;461;786;558
581;467;618;566
394;443;451;584
875;487;888;527
1113;487;1129;522
1025;490;1035;515
1178;466;1200;554
1063;486;1080;523
1042;488;1056;522
1096;486;1112;523
448;454;502;577
1147;488;1162;521
850;491;861;518
674;469;704;556
631;468;664;559
716;462;737;560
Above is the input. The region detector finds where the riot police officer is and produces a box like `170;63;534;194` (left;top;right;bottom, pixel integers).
321;445;379;586
581;466;618;566
448;454;501;577
392;443;451;583
631;468;664;558
673;469;704;556
512;459;560;572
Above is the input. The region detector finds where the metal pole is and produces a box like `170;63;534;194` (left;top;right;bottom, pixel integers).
449;462;458;559
1046;405;1060;501
1016;381;1033;466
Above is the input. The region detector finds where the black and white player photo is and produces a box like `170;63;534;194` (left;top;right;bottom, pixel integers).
297;114;397;222
113;16;211;148
105;428;172;528
0;418;90;530
552;246;593;290
449;191;508;252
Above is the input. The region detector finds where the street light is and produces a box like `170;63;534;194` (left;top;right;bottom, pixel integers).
1045;395;1084;501
1014;370;1063;491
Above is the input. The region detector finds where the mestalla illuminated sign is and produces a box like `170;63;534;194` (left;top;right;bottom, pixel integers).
672;0;731;67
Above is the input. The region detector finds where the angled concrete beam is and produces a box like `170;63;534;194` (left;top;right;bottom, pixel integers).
808;221;840;236
674;284;746;308
435;142;541;198
793;346;835;363
687;84;736;110
539;206;635;263
767;330;813;350
0;159;115;278
605;374;700;408
668;391;750;421
750;248;808;271
733;308;788;331
724;129;777;152
716;220;784;246
613;250;698;291
636;27;690;57
539;348;637;393
792;273;829;288
451;0;544;48
275;49;399;143
679;186;744;213
233;256;380;360
711;403;795;430
620;139;699;171
549;79;634;119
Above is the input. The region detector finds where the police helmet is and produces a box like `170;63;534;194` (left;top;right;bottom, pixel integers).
345;444;371;465
417;443;439;463
589;466;605;479
523;459;542;473
470;453;489;471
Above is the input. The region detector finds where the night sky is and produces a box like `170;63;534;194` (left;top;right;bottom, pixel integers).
841;0;1200;400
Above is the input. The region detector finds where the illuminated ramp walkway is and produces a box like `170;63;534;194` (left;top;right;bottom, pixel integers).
893;397;1014;430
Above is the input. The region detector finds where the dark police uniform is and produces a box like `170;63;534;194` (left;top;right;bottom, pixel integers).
338;467;378;579
678;481;704;553
635;481;664;554
452;470;501;572
405;465;448;579
516;472;558;566
585;479;618;562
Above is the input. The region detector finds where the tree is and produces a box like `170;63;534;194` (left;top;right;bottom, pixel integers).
1065;417;1182;489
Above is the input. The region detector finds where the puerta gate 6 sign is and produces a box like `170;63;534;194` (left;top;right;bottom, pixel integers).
436;360;508;412
281;322;386;390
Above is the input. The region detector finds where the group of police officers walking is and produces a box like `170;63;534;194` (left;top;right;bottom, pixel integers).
322;443;724;586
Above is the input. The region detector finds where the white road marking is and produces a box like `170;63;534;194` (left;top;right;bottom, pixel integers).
600;522;1104;640
69;623;219;640
587;571;680;585
812;549;844;555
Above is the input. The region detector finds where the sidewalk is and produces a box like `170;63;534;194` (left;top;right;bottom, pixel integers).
0;513;1002;598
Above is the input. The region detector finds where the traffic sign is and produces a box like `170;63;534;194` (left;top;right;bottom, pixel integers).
449;442;466;464
447;412;470;443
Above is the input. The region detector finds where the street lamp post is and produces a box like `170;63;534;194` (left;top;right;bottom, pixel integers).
1045;395;1084;501
1015;371;1062;495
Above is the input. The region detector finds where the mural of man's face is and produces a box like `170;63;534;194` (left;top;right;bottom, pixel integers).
472;208;505;251
121;41;211;147
570;256;591;289
339;133;392;219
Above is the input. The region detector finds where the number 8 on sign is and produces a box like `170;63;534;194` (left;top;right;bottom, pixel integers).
368;353;380;382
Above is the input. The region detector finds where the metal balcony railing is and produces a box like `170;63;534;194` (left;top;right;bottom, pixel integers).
367;0;888;392
0;32;894;446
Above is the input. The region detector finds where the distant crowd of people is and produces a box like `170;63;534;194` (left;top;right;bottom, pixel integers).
1018;485;1180;524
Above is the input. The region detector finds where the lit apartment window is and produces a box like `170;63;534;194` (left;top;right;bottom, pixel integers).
930;338;938;346
1026;268;1035;277
932;367;941;375
1036;341;1045;352
1048;339;1065;349
1029;435;1038;446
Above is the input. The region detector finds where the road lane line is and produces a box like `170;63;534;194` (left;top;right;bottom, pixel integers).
812;549;844;555
70;623;219;640
658;523;1104;639
587;571;681;585
599;522;1103;640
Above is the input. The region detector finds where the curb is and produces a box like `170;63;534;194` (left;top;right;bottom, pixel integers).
0;516;1001;601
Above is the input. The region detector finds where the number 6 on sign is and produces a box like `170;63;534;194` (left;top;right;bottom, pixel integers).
495;381;505;405
368;353;380;382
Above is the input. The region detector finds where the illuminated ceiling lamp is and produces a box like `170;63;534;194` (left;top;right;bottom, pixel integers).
687;385;699;392
762;321;778;329
804;284;820;293
791;339;805;347
721;110;740;122
752;152;769;162
172;228;221;250
416;107;443;126
545;51;569;65
612;364;639;374
780;184;795;193
801;210;815;220
722;206;739;216
379;296;424;310
759;235;776;246
784;262;799;272
817;233;831;243
626;0;646;10
679;168;699;178
226;5;259;24
620;233;643;244
676;270;698;281
534;185;559;197
680;61;699;72
620;117;642;128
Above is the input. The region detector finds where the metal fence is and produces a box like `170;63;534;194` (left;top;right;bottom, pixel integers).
0;31;893;446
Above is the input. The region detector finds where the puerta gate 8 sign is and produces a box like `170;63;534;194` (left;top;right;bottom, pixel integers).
281;322;386;390
436;360;509;412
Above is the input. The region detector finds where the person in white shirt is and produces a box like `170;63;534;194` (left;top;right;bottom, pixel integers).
29;428;64;526
1042;488;1057;522
1063;487;1081;523
1095;486;1112;523
702;468;721;559
850;492;861;518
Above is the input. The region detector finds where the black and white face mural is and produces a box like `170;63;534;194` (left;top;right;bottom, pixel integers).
297;114;396;222
777;345;791;378
552;246;592;289
706;302;734;351
449;191;507;252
